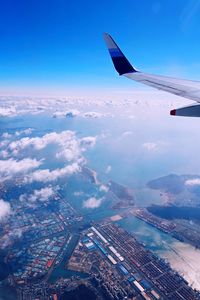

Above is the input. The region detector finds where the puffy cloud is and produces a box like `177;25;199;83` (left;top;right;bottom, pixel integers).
80;136;97;148
1;128;33;140
122;131;133;137
83;112;106;118
15;128;34;136
185;178;200;186
55;137;81;161
0;106;16;117
74;191;84;196
0;129;97;183
20;186;56;203
52;111;65;118
53;110;109;119
0;150;9;158
53;109;80;118
8;131;77;152
25;163;80;183
0;228;23;249
105;165;112;174
143;142;157;151
143;141;168;152
56;148;79;161
0;158;42;181
83;197;104;209
0;139;10;149
0;93;186;119
99;130;110;139
7;130;95;162
99;185;109;193
0;199;11;220
2;132;12;139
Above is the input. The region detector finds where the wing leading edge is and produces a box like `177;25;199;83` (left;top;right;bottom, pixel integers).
103;33;200;117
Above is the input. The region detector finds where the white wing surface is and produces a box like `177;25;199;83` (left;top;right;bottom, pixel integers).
104;33;200;117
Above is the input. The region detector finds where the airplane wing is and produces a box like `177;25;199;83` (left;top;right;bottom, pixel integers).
103;33;200;117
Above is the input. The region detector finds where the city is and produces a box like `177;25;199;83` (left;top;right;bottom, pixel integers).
1;174;200;300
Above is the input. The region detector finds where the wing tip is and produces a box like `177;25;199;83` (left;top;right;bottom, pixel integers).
170;109;176;116
103;32;137;75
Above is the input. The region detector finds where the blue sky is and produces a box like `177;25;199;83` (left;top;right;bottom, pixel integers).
1;0;200;97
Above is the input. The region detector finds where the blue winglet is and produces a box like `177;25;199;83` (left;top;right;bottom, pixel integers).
103;33;137;75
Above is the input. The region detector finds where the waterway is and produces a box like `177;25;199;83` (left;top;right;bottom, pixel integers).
117;215;176;252
49;233;88;283
0;283;17;300
117;215;200;291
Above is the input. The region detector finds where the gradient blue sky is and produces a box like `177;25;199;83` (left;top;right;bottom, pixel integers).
1;0;200;97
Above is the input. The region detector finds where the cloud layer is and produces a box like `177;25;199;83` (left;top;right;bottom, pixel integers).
5;130;96;162
0;127;98;184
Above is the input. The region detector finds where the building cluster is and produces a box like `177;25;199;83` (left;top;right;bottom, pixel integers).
9;235;69;283
132;208;200;248
132;208;176;233
0;188;82;285
69;223;200;300
16;277;85;300
1;180;200;299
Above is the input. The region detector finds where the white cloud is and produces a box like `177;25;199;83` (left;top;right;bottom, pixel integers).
82;111;106;118
55;138;81;161
99;185;109;193
0;106;16;117
65;110;80;117
52;110;107;119
7;130;96;162
0;93;186;119
52;111;66;118
185;178;200;186
122;131;133;137
74;191;84;196
25;162;80;183
0;199;11;220
0;129;97;183
8;131;77;152
143;142;157;151
1;128;33;140
2;132;12;139
53;109;80;118
83;197;104;209
20;186;56;203
0;158;42;181
143;141;169;152
0;150;9;158
15;128;34;136
0;139;10;149
0;228;23;249
105;165;112;174
80;136;97;148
